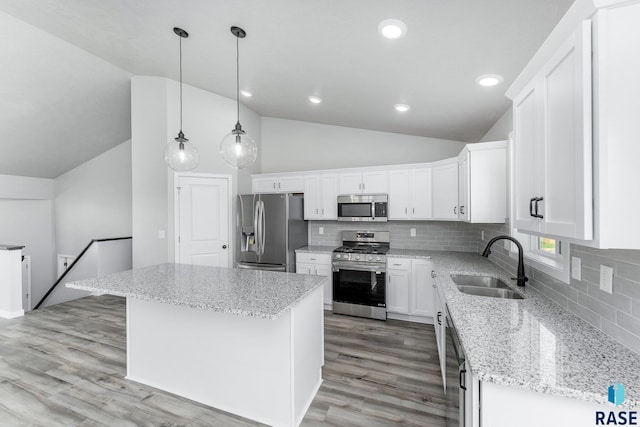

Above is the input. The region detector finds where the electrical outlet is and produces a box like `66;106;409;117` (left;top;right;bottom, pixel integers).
410;228;416;237
319;227;324;235
571;257;582;280
158;230;166;239
600;265;614;294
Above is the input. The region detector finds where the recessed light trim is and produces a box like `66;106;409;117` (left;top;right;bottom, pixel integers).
378;19;407;39
308;96;323;104
394;104;411;112
476;74;504;87
240;89;253;97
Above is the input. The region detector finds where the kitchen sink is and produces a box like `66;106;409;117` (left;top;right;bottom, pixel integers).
450;274;511;289
456;285;524;299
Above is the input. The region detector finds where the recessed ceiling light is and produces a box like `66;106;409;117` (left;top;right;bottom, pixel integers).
378;19;407;39
394;104;411;112
308;96;323;104
240;89;253;97
476;74;504;87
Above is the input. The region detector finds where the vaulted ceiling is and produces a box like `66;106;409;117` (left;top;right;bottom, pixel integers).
0;0;574;178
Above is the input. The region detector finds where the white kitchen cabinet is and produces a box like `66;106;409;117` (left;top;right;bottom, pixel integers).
432;159;459;220
386;257;434;322
388;168;432;220
338;170;388;195
304;174;339;220
433;280;446;391
510;21;593;240
386;259;410;314
458;141;508;223
296;252;332;309
252;174;304;193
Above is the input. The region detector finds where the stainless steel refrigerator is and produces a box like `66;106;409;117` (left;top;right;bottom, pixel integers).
236;193;307;272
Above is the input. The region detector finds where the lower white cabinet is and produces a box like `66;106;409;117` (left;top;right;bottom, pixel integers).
433;281;447;391
386;257;434;323
296;252;332;309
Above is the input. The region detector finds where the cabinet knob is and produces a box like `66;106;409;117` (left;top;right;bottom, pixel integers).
454;206;457;214
222;245;227;249
431;270;436;278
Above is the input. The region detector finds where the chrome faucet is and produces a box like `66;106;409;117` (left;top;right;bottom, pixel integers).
481;235;529;287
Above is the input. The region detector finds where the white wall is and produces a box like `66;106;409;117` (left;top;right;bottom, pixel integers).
260;117;467;173
131;76;261;268
0;199;55;304
478;108;512;142
0;174;53;199
54;140;132;256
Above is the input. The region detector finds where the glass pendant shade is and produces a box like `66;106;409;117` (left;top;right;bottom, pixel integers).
220;123;257;169
165;131;199;171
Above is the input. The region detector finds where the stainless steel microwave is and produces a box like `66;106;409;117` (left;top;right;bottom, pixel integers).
337;194;388;222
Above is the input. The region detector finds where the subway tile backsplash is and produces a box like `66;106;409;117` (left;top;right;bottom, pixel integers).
309;220;479;252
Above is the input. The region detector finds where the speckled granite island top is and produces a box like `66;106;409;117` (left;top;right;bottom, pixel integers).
424;251;640;409
66;263;326;320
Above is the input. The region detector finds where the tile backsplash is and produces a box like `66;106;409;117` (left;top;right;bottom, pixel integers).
476;223;640;354
309;220;479;252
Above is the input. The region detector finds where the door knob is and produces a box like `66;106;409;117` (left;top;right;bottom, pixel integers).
222;245;227;249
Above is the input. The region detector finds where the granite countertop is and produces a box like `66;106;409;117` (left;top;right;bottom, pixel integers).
66;263;326;320
387;249;434;259
0;244;25;251
295;245;337;254
426;251;640;409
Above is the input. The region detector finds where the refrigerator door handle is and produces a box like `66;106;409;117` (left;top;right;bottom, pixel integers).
259;201;266;255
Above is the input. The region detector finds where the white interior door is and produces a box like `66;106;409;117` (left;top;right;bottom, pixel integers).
176;175;231;267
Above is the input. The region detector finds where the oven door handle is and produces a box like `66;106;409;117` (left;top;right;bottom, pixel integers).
332;262;385;273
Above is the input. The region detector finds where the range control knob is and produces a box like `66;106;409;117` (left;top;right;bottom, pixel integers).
366;255;373;262
335;254;341;259
355;255;361;260
375;256;382;262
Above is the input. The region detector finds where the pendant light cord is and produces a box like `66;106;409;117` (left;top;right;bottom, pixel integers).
236;35;240;123
179;35;184;132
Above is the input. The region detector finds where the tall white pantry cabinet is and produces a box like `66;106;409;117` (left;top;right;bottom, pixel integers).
507;0;640;249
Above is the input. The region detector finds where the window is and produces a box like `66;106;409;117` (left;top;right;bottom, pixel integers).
508;228;570;284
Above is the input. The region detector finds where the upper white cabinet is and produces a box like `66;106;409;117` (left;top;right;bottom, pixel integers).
508;0;640;248
304;174;339;220
388;168;432;220
252;174;304;194
338;171;388;195
591;2;640;248
511;21;593;240
458;141;508;223
432;159;459;220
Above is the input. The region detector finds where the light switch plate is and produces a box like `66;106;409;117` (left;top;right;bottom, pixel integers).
158;230;166;239
410;228;416;237
319;227;324;235
481;230;485;240
600;265;614;294
571;256;582;280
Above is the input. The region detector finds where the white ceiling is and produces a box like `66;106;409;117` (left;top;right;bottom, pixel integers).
0;0;574;178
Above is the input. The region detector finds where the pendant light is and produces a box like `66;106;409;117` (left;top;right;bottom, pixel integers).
164;27;199;171
219;26;257;169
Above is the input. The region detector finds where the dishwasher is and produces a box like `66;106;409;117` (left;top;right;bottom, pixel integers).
446;304;467;427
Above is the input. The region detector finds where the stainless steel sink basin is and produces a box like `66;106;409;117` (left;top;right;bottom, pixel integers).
456;285;524;300
450;274;511;289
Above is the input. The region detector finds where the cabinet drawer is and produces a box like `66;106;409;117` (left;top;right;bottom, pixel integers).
386;258;411;270
296;252;331;264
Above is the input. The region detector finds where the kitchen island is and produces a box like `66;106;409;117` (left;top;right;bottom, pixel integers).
67;263;326;427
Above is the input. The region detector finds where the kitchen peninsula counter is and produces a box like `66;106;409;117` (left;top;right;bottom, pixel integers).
67;263;326;427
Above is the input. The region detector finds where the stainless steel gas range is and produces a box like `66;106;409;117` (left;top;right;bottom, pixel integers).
332;231;389;320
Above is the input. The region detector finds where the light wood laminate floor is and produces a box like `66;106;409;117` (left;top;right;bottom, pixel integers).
0;296;459;426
